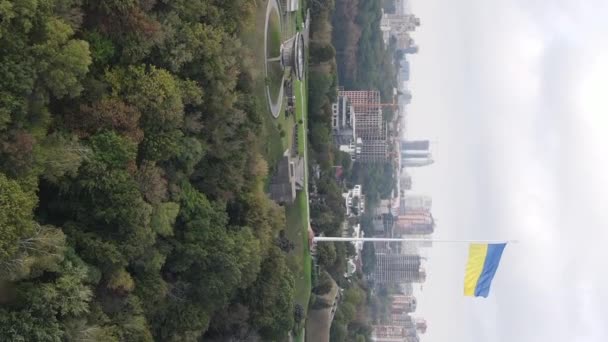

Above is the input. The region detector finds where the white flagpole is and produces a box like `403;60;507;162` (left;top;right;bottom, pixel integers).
312;237;518;244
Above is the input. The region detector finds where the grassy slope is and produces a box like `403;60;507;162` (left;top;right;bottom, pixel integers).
244;0;290;165
244;2;311;340
267;9;284;108
286;76;311;307
290;4;311;341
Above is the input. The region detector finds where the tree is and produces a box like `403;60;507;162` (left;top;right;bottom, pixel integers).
243;247;295;340
18;261;93;317
107;268;135;294
4;225;66;281
330;322;347;342
0;173;66;280
63;319;118;342
0;309;63;342
105;65;194;161
313;271;334;295
316;241;337;268
38;133;90;183
0;130;36;177
310;42;336;63
0;172;36;265
135;161;168;204
294;304;305;324
275;231;295;253
343;286;365;307
361;242;376;275
172;136;205;177
73;97;143;143
35;18;92;99
338;302;356;322
88;131;137;170
61;165;155;263
207;303;254;340
149;202;180;237
153;183;265;340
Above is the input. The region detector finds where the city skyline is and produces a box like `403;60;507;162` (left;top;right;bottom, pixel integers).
407;0;608;341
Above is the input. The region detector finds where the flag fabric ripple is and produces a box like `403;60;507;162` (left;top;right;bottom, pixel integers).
463;243;507;297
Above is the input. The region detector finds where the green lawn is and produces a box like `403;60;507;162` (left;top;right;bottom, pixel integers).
244;2;311;341
267;8;282;58
289;47;310;342
292;2;310;341
266;7;284;108
242;0;288;165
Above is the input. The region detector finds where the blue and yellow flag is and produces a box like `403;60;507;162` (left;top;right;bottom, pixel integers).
464;243;506;297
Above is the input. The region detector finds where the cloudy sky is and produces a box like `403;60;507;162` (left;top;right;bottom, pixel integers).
406;0;608;341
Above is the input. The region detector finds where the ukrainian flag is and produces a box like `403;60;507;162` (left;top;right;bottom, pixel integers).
464;243;507;297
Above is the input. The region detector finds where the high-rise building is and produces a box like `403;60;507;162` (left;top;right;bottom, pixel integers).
399;195;432;214
402;151;430;159
392;295;418;314
343;90;383;140
340;90;381;106
373;254;426;284
401;140;433;168
331;95;355;145
394;211;434;235
371;324;421;342
402;158;434;167
399;59;410;82
380;12;421;34
403;317;428;335
338;90;389;163
371;213;395;236
358;137;389;163
401;140;430;151
403;45;419;54
400;172;412;190
396;34;415;50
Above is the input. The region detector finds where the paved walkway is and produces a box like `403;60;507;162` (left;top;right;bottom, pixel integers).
305;278;339;342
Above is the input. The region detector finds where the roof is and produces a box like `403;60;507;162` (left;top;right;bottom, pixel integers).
268;150;305;204
334;166;343;180
269;183;295;204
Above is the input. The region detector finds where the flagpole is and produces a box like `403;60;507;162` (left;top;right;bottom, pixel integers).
312;237;517;244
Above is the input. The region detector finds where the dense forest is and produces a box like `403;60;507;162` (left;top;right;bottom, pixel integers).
332;0;396;101
0;0;297;341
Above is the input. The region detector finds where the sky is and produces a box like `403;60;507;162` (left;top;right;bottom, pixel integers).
405;0;608;341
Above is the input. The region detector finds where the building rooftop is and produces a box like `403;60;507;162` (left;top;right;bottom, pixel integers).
268;150;305;204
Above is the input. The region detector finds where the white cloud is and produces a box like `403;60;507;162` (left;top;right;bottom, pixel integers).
407;0;608;341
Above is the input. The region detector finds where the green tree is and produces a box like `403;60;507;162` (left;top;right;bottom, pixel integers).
0;172;36;265
244;247;295;340
34;18;91;98
62;166;154;262
361;242;376;275
105;65;194;161
0;309;63;342
330;322;347;342
38;132;89;183
88;131;136;170
135;161;168;204
313;271;335;295
149;202;180;237
316;241;337;268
